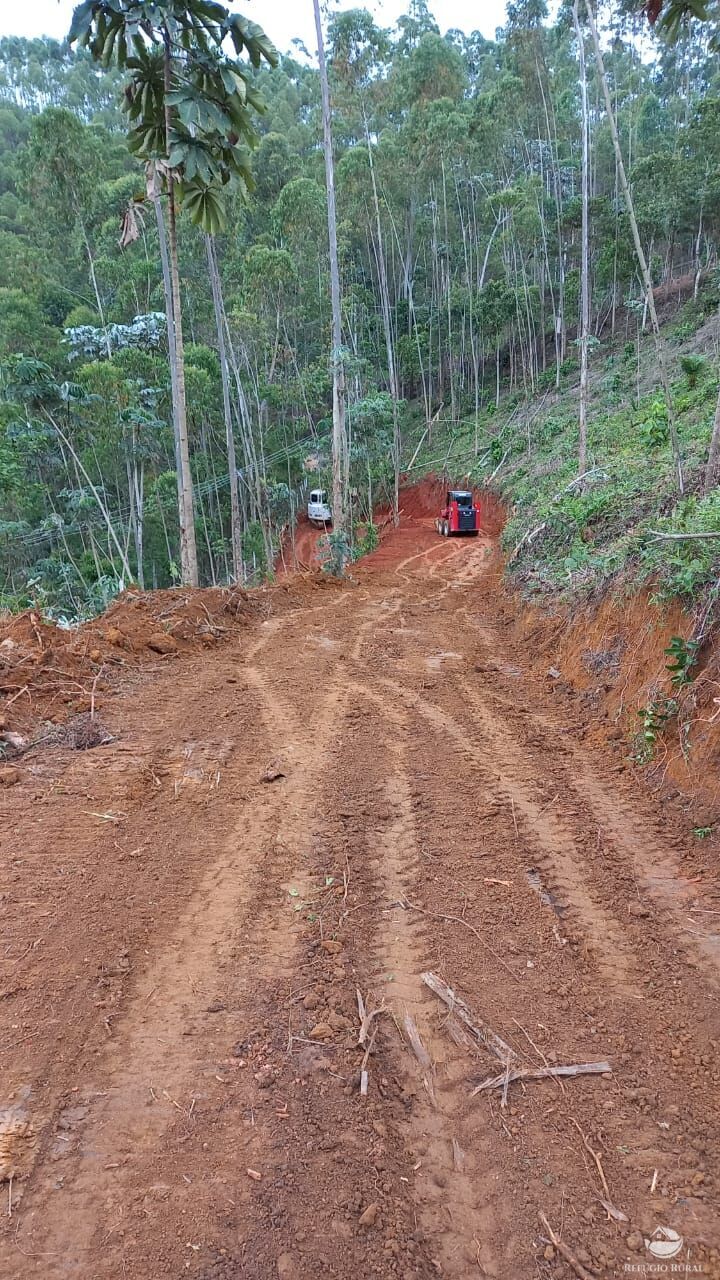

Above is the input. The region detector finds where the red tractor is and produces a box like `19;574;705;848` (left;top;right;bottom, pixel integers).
435;489;482;537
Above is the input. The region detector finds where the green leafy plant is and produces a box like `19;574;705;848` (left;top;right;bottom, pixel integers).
632;695;678;764
354;521;379;558
693;825;713;839
638;398;670;447
679;353;707;389
664;635;699;686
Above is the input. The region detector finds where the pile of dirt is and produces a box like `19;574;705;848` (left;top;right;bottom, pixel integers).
0;585;254;747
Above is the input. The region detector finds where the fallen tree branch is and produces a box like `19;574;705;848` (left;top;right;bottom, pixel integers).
539;1212;597;1280
508;521;547;564
421;972;516;1065
471;1060;611;1098
646;529;720;541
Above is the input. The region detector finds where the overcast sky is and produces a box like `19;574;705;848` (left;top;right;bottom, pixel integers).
1;0;512;55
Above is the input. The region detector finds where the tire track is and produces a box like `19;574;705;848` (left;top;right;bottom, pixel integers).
9;600;390;1277
372;671;638;991
345;686;523;1277
462;676;720;984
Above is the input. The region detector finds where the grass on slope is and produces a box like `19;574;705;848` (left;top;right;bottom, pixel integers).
413;287;720;610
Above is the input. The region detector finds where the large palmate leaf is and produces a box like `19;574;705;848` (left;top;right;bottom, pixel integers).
69;0;278;232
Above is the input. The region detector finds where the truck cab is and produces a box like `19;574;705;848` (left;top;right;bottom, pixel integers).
307;489;332;525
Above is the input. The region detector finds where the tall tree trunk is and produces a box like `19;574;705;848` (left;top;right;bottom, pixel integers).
585;0;683;495
573;0;590;478
364;114;400;526
313;0;348;561
77;209;111;359
206;234;243;582
703;382;720;493
45;412;133;582
163;30;199;586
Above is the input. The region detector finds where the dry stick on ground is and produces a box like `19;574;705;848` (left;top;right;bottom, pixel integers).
89;666;104;720
646;529;720;541
4;686;29;709
445;1015;479;1057
571;1117;612;1205
421;971;516;1064
360;1026;377;1098
406;903;521;984
538;1212;597;1280
471;1060;611;1098
403;1012;437;1106
357;997;386;1048
508;520;547;564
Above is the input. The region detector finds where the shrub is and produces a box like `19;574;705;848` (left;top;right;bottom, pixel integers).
679;353;707;389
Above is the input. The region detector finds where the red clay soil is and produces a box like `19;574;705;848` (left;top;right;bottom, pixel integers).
1;488;720;1280
509;586;720;815
276;513;328;575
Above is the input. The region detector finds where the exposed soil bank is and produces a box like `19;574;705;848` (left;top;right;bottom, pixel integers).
502;575;720;816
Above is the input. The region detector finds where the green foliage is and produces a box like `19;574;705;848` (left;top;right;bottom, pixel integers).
638;398;670;447
664;634;699;686
679;353;707;388
69;0;278;232
633;695;678;765
3;8;720;617
353;521;380;558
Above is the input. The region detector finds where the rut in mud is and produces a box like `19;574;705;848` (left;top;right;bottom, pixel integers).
1;501;720;1280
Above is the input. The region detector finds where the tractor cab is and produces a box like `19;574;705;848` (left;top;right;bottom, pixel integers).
435;489;481;537
307;488;332;525
448;489;472;509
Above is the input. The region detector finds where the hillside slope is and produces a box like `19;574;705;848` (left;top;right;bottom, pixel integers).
411;291;720;805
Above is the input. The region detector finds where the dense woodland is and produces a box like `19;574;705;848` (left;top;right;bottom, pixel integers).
1;0;720;615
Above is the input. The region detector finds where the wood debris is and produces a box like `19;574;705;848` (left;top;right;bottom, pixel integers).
421;971;516;1065
538;1211;597;1280
403;1012;436;1106
471;1060;611;1098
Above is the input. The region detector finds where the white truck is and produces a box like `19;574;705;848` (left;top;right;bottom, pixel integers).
307;488;332;525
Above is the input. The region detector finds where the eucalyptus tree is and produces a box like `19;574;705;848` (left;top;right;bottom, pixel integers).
312;0;349;560
68;0;277;586
572;0;591;476
585;0;683;494
22;109;113;353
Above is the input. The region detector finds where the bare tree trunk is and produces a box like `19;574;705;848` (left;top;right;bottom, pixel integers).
313;0;348;561
364;114;400;526
77;211;111;359
45;412;133;582
573;0;590;478
135;460;144;590
585;0;683;495
206;234;243;582
703;381;720;493
163;31;199;585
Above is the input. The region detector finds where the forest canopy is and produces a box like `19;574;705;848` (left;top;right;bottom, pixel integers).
1;1;719;615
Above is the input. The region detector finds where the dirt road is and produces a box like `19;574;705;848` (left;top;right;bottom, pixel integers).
2;504;720;1279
